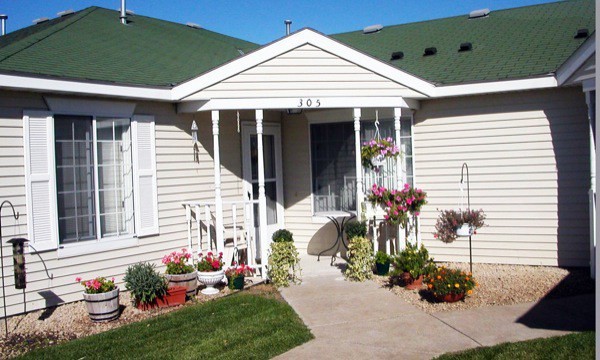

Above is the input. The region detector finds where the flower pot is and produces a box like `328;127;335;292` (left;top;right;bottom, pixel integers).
375;261;390;276
82;288;120;322
136;286;187;310
436;292;465;303
228;276;245;290
402;272;424;290
455;224;473;237
370;155;385;167
198;270;225;295
165;270;198;298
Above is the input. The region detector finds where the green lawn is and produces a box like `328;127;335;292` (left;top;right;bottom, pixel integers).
18;291;313;360
435;331;595;360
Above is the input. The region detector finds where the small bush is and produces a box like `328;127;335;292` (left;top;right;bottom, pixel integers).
374;251;391;265
391;243;435;280
268;242;301;287
345;236;374;281
425;266;477;297
345;221;367;240
124;262;168;305
272;229;294;243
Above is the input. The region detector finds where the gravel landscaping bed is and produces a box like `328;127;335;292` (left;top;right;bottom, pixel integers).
372;263;595;313
0;279;268;359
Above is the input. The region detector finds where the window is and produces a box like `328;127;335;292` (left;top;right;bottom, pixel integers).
310;117;415;213
54;115;134;244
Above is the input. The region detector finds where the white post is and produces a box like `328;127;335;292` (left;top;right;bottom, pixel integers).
394;107;406;250
586;91;596;278
256;110;269;279
212;110;224;255
195;204;201;254
354;108;363;220
185;204;192;252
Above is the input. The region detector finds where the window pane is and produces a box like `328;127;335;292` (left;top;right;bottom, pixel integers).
54;115;96;243
311;122;356;212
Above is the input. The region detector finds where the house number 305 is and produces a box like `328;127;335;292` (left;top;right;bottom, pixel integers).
297;98;321;108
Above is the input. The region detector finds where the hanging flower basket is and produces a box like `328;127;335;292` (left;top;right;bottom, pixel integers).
433;209;486;243
455;224;473;237
361;137;400;171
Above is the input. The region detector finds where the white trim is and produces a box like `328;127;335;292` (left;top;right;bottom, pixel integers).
57;236;138;258
45;97;137;117
0;73;172;101
556;33;596;86
432;76;558;98
583;78;596;92
177;97;420;112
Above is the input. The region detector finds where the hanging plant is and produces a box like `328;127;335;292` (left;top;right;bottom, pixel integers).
361;137;400;171
367;183;427;226
433;209;486;243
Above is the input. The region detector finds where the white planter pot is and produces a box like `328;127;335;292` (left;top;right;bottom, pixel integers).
165;270;198;297
370;155;385;167
455;224;473;237
197;270;225;295
82;288;120;322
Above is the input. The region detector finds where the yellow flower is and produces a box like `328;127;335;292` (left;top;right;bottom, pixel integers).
447;284;451;288
454;283;460;288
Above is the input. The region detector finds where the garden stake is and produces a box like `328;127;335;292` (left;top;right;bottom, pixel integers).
460;163;472;274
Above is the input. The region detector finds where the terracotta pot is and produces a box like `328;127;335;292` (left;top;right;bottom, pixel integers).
136;286;187;310
436;292;465;303
403;273;424;290
83;288;120;322
165;270;198;298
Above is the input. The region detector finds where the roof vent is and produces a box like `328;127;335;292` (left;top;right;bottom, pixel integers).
57;9;74;17
125;9;134;15
469;8;490;19
237;49;245;56
186;22;201;29
363;24;383;34
424;47;437;56
458;42;472;52
574;28;589;39
390;51;404;60
0;14;7;36
32;17;49;24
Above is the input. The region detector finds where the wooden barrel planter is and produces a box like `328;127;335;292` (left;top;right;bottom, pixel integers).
82;288;120;322
165;270;198;298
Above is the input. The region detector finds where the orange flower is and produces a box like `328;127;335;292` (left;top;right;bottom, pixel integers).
437;275;442;280
467;289;473;295
465;277;470;281
427;284;433;289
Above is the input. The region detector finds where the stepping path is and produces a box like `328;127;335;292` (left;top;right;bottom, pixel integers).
276;255;594;360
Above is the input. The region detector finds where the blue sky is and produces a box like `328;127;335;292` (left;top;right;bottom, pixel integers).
3;0;558;44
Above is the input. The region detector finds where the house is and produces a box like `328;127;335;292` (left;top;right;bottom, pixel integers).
0;0;595;316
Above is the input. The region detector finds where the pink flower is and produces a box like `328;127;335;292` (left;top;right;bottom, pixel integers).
111;277;115;282
75;277;82;283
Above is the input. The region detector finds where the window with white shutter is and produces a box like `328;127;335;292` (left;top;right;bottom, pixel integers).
132;115;159;237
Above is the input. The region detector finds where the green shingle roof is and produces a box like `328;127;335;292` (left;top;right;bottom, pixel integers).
332;0;595;85
0;7;259;87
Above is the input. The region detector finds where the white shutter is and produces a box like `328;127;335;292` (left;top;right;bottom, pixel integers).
23;110;58;251
132;115;159;237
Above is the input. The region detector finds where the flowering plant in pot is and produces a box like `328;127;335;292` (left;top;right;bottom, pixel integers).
225;263;254;290
162;248;197;298
433;209;486;243
197;252;225;295
374;251;391;276
124;262;186;310
367;183;427;226
391;243;436;290
76;276;119;322
361;137;400;171
425;266;477;303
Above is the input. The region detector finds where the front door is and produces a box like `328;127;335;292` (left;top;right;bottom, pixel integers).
242;122;284;261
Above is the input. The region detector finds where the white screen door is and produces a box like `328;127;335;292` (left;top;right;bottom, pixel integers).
242;123;284;260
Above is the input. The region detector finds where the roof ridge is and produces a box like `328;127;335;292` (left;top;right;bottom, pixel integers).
0;7;98;64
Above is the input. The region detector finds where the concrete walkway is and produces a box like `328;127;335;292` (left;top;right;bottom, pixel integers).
276;255;594;360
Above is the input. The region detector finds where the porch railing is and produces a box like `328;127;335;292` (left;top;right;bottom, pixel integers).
181;198;260;272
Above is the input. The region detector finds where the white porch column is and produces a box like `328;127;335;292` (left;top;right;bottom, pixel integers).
393;108;405;187
256;110;269;279
354;108;363;220
212;110;224;254
586;91;596;278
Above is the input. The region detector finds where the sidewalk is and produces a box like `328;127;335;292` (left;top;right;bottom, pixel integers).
276;255;594;360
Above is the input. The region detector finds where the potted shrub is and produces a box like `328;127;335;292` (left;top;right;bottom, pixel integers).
225;263;254;290
391;243;435;290
268;229;301;287
76;276;119;322
197;252;225;295
345;236;373;281
361;137;400;171
374;251;391;276
344;221;367;240
433;209;486;243
124;262;185;310
162;248;197;298
425;266;477;303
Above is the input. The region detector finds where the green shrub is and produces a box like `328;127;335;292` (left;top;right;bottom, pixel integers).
272;229;294;243
391;243;436;279
124;262;168;305
345;221;367;240
374;251;391;265
268;242;301;287
345;236;374;281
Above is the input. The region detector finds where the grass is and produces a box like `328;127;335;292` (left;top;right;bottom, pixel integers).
17;291;313;360
435;331;595;360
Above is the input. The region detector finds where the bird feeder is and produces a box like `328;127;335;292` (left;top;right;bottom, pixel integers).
7;238;29;289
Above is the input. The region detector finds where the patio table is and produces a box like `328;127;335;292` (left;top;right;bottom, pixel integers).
315;211;356;265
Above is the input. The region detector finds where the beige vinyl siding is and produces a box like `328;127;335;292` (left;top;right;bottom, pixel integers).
188;44;424;100
0;92;253;316
414;87;590;267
